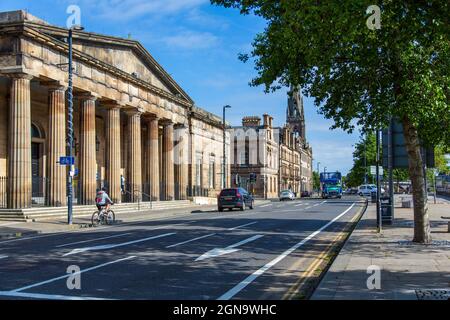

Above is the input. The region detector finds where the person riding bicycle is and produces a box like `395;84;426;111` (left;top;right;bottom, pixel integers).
95;187;113;214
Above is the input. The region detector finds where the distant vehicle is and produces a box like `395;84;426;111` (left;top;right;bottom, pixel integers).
320;172;343;199
280;190;295;201
345;188;358;195
358;184;385;196
218;188;254;212
301;191;311;198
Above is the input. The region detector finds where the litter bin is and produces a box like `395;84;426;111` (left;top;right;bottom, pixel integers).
379;196;393;225
371;191;377;203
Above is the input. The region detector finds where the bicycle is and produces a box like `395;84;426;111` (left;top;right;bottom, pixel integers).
91;204;115;226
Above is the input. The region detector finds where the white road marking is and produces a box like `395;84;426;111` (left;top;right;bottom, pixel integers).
12;256;136;293
217;202;356;300
166;233;216;248
0;291;111;300
228;222;257;231
0;222;21;227
304;206;313;210
259;204;272;208
63;233;175;256
196;235;264;262
0;255;8;260
294;204;303;207
56;233;133;248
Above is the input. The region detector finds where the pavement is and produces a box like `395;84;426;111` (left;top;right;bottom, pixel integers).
0;197;365;300
312;195;450;300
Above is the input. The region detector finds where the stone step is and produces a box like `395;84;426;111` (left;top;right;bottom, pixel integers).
0;200;196;222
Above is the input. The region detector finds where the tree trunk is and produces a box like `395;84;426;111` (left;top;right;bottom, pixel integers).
401;115;432;244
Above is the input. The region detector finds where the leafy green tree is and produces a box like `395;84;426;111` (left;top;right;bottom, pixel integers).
211;0;450;243
346;133;376;187
312;171;320;191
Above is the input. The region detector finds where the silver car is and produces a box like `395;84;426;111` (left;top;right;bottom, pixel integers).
280;190;295;201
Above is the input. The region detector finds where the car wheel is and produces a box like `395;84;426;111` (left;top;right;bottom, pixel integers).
240;202;245;211
249;201;254;210
218;207;223;212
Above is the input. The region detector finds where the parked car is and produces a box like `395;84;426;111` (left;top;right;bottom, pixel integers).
358;184;385;196
280;189;296;201
218;188;254;212
301;191;311;198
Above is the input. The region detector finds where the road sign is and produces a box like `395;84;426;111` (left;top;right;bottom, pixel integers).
382;119;435;168
59;156;75;166
370;166;383;176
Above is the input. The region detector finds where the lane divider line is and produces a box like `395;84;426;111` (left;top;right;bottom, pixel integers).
166;233;216;249
11;256;136;293
228;222;257;231
56;233;133;248
0;255;8;260
217;202;356;300
0;291;111;300
63;233;175;256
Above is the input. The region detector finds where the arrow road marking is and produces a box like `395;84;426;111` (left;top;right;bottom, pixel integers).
228;222;257;231
56;233;133;248
63;233;175;256
166;233;216;249
195;234;264;262
12;256;136;293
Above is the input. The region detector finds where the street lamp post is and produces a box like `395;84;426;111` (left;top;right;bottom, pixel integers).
317;162;320;195
67;25;83;225
222;105;231;189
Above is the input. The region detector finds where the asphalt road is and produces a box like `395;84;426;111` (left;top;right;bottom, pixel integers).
0;196;364;300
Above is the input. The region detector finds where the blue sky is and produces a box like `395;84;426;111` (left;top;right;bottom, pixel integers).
1;0;360;174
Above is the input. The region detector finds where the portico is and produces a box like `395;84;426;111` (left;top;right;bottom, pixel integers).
0;10;229;212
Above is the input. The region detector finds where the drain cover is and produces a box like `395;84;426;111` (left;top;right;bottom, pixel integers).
415;289;450;300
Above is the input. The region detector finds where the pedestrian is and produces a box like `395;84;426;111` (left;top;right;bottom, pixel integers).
121;175;125;193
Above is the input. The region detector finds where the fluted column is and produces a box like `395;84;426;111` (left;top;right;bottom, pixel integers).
146;116;160;201
105;104;121;203
7;74;33;209
163;122;174;201
47;84;67;207
79;94;97;205
128;110;142;202
174;125;188;200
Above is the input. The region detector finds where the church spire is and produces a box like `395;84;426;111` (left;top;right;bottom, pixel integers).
286;86;306;142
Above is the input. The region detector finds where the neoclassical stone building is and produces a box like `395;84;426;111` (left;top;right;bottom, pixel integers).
0;10;230;210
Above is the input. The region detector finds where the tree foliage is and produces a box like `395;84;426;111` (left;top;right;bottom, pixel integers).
211;0;450;243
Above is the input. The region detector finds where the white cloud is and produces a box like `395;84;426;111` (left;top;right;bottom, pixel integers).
162;30;219;50
71;0;208;21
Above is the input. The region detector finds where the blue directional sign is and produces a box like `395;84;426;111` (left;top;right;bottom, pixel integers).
59;156;75;166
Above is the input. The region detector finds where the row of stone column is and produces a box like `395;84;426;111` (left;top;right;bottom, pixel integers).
6;73;187;209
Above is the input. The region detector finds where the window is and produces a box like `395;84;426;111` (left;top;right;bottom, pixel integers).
195;155;202;187
209;156;215;189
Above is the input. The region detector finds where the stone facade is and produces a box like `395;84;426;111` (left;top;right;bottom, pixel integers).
231;90;313;198
0;10;229;209
230;114;279;199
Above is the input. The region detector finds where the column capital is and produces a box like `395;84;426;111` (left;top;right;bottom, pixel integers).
160;119;174;127
125;107;143;116
102;100;126;110
42;80;68;92
143;113;160;122
6;72;34;80
76;92;100;102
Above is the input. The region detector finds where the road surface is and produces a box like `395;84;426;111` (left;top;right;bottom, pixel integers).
0;197;364;300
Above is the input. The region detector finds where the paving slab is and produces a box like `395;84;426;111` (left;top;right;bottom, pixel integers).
312;195;450;300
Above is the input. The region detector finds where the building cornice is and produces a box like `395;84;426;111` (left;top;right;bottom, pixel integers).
0;21;193;108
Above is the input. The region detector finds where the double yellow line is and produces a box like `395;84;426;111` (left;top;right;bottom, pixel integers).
283;204;366;300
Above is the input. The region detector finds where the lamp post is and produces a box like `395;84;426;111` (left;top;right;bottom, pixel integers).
316;161;321;195
222;105;231;189
67;25;83;225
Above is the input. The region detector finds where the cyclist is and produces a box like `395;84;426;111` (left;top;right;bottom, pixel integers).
95;187;113;215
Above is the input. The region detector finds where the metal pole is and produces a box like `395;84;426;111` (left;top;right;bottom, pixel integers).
388;116;394;219
67;29;74;225
364;134;367;184
376;129;381;232
222;105;230;189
